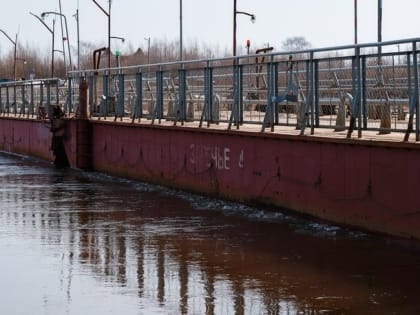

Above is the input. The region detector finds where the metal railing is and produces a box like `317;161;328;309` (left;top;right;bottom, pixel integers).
1;38;420;141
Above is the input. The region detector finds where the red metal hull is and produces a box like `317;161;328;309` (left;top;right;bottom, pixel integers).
1;117;419;240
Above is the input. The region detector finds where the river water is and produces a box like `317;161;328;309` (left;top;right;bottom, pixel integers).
1;152;420;315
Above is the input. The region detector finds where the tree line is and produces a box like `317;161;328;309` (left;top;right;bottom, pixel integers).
0;36;310;80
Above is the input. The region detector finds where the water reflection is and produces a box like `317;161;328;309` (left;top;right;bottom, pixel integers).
1;153;420;314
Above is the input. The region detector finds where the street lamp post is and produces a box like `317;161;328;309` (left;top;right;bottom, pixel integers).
92;0;111;69
180;0;183;61
41;11;72;71
233;0;255;57
144;37;151;75
378;0;382;61
354;0;358;44
16;58;27;79
0;29;17;81
110;36;125;68
144;37;150;64
73;9;80;70
30;12;55;77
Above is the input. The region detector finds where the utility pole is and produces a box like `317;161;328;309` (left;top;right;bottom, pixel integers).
354;0;358;44
180;0;183;61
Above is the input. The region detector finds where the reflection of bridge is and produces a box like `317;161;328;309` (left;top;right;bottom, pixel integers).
0;37;420;140
1;166;420;314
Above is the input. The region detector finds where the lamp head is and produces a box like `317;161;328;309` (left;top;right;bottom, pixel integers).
250;15;256;23
41;12;47;19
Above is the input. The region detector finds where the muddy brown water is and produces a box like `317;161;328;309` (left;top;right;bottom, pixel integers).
0;152;419;315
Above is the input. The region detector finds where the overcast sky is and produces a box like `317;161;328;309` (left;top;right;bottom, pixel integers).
1;0;420;59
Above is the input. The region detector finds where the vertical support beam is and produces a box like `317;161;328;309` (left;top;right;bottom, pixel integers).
66;77;73;114
20;84;25;116
102;74;109;119
55;80;59;106
406;51;413;138
357;54;363;138
347;46;362;138
407;52;412;99
229;62;243;130
300;52;314;135
311;56;319;135
177;68;186;125
237;64;243;128
153;69;164;124
313;59;319;132
273;62;279;125
261;61;276;132
413;44;420;141
88;75;95;117
39;82;44;117
6;86;10;114
208;66;214;124
115;73;125;121
362;56;367;129
0;86;3;114
13;84;17;114
46;81;51;118
133;70;143;122
29;81;34;117
204;65;214;126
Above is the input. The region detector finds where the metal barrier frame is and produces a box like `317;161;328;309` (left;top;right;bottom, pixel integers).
1;38;419;141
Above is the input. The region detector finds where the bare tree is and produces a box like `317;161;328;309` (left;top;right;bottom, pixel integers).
282;36;312;52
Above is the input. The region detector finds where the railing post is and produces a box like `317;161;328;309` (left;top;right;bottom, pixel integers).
6;86;10;115
201;64;214;127
404;42;419;141
273;62;279;126
347;46;362;138
29;81;34;117
13;84;17;114
66;77;73;114
229;59;243;130
299;52;314;135
153;68;164;124
261;60;276;132
0;86;2;114
38;82;44;118
115;73;125;121
88;75;94;118
309;58;318;134
414;44;420;141
55;79;59;106
102;73;109;119
177;68;186;125
20;84;25;117
132;70;143;123
362;56;367;129
314;59;320;129
46;81;52;118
